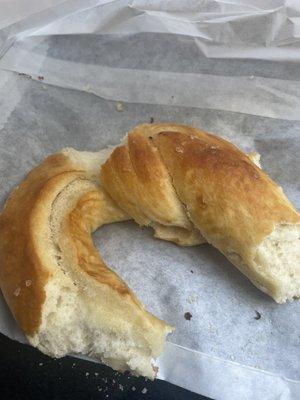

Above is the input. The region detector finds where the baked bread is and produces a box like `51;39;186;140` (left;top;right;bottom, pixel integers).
0;123;299;379
0;148;172;378
101;124;300;303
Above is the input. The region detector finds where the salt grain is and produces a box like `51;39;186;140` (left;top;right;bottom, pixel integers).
25;280;32;287
132;386;136;391
38;362;43;366
142;387;148;394
175;146;183;153
119;384;124;391
14;287;21;297
86;372;89;377
94;372;99;377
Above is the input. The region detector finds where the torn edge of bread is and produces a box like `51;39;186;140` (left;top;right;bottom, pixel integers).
0;148;172;379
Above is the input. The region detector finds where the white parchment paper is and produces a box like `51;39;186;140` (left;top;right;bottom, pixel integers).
0;1;299;399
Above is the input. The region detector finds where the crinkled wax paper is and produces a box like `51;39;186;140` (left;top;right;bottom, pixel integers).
0;1;299;399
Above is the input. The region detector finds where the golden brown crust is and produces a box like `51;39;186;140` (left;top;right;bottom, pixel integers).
100;131;192;234
153;224;206;246
67;190;137;299
101;122;299;265
1;122;299;341
0;153;137;335
152;127;299;259
0;154;73;334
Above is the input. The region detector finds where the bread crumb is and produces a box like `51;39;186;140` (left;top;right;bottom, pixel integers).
184;312;192;321
254;310;262;320
14;287;21;296
83;84;91;92
94;372;99;377
85;372;89;377
25;280;32;287
142;388;148;394
119;384;124;391
18;73;31;79
38;362;43;366
151;364;159;378
116;102;124;112
187;293;198;304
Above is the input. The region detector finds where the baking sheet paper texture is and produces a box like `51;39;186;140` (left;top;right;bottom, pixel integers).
0;1;299;399
1;1;300;120
1;1;300;61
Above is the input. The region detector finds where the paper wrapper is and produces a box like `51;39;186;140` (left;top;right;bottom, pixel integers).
0;1;299;399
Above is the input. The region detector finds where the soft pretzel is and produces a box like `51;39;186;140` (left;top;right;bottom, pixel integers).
0;123;299;379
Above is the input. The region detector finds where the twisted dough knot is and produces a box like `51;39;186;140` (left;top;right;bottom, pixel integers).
100;124;299;304
101;124;209;246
